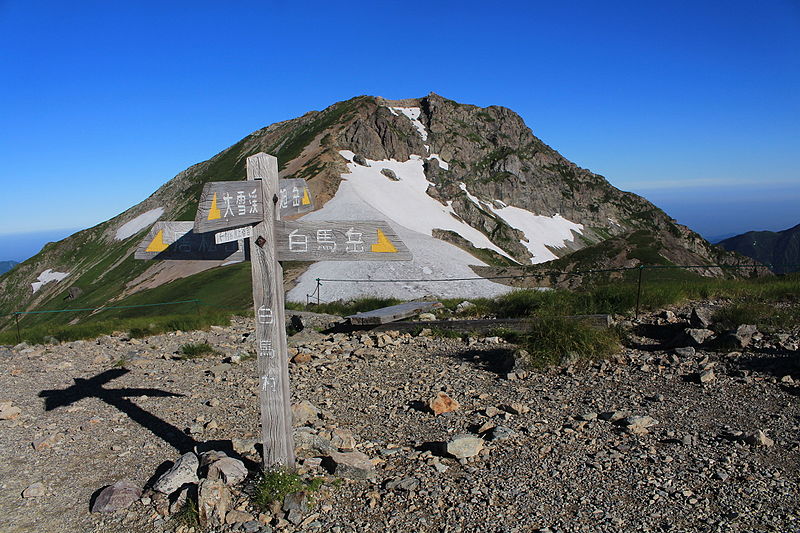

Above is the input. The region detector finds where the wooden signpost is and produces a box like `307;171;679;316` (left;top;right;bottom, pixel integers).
136;152;411;469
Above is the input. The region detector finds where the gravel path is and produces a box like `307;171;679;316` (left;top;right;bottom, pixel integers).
0;311;798;532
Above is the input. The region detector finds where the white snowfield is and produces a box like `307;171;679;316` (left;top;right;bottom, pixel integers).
460;183;583;263
31;269;69;294
336;151;514;261
285;161;515;303
388;107;428;141
115;208;164;240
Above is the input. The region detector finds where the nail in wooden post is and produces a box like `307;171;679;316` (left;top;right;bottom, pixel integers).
247;153;295;469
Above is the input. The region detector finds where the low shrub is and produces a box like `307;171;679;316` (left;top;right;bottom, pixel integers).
179;342;219;359
521;316;621;368
252;468;324;511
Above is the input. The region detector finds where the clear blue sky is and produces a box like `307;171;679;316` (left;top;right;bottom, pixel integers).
1;0;798;260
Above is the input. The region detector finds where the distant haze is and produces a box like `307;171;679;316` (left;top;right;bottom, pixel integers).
0;228;82;263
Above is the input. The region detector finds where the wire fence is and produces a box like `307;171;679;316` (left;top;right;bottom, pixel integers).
3;262;798;344
304;263;793;310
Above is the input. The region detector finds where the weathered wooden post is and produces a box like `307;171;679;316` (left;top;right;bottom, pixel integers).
136;152;411;471
246;153;295;468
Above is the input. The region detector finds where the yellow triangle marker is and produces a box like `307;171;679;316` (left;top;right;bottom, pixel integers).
145;230;169;253
207;192;221;220
301;187;311;206
371;229;398;253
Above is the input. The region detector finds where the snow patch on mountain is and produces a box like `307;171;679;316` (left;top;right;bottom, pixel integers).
115;208;164;240
339;151;513;260
388;107;428;141
459;183;583;263
286;158;515;303
32;269;69;293
428;154;449;170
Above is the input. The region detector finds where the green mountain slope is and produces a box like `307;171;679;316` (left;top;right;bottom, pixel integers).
718;224;800;274
0;93;747;335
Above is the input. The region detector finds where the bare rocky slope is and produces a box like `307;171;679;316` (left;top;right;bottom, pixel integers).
0;94;743;330
1;303;798;532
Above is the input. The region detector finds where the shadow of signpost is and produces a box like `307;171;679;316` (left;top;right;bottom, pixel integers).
38;368;197;453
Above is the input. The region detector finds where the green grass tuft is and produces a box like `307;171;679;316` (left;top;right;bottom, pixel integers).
521;316;621;368
252;468;323;511
179;342;219;359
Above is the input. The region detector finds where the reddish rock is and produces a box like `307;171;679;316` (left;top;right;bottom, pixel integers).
429;392;459;416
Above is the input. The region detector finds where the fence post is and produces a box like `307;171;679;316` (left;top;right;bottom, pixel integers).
14;313;21;344
635;265;645;319
316;278;321;305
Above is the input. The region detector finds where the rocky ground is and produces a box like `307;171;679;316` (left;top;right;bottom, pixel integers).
0;304;799;533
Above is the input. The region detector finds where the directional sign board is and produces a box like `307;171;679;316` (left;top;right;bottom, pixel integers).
215;226;253;245
135;221;244;262
273;220;411;261
194;179;314;233
194;181;264;233
277;178;314;217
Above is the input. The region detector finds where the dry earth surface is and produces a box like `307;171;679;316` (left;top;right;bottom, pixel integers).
1;306;799;533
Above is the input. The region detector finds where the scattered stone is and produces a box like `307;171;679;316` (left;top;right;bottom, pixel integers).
680;328;715;346
429;391;459;416
418;312;436;321
484;406;502;417
577;412;598;422
599;410;629;422
32;432;62;451
198;479;232;527
292;400;321;426
207;398;220;407
323;450;375;480
91;480;142;513
283;491;309;512
699;368;716;383
292;352;312;364
225;509;255;525
455;301;476;314
673;346;696;358
488;425;516;441
732;324;758;348
502;402;530;415
352;154;368;166
446;434;484;459
0;401;21;420
386;477;420;491
690;307;714;329
207;457;248;486
232;438;258;456
744;429;774;447
153;452;199;495
330;428;357;451
621;415;659;434
22;482;44;498
380;168;398;180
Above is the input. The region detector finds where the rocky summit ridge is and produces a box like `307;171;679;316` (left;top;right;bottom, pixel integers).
0;93;744;325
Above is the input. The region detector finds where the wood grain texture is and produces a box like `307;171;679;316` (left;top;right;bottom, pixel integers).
247;153;295;469
347;301;443;325
134;221;243;261
274;220;412;261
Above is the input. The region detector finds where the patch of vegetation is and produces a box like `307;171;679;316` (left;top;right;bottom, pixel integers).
172;496;200;529
179;342;219;359
0;310;232;345
521;316;621;368
287;297;402;317
253;468;324;511
712;301;800;332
